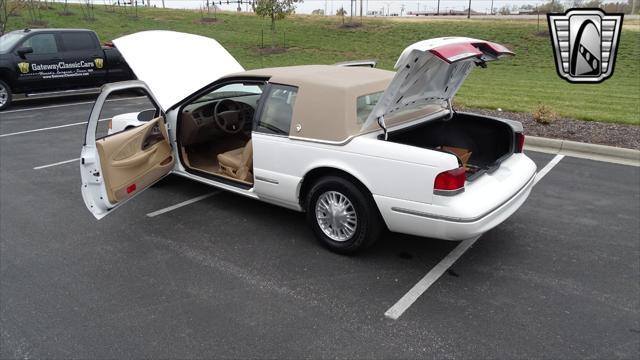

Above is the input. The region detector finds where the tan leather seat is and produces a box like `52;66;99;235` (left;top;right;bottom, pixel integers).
217;140;253;182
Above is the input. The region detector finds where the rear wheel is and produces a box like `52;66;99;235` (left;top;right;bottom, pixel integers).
305;176;383;254
0;80;12;111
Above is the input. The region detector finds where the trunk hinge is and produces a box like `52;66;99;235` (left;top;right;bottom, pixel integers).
377;115;388;141
446;99;454;120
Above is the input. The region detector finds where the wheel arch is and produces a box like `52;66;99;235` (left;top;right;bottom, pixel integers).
298;166;374;210
0;68;14;88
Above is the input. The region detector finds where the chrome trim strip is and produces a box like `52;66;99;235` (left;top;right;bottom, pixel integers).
255;176;279;185
433;187;465;196
392;173;536;223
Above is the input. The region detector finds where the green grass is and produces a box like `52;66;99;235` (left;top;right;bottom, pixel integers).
5;4;640;124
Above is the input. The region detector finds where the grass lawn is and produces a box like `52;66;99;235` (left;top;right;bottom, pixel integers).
4;4;639;125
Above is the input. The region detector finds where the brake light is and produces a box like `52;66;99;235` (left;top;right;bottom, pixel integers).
126;184;136;194
515;133;525;153
434;167;466;195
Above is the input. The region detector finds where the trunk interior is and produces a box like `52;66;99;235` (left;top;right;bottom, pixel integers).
386;112;515;179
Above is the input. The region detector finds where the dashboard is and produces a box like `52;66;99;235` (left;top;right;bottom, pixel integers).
180;94;261;145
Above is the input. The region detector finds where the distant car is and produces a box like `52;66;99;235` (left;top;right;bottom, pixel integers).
81;31;536;254
0;28;133;110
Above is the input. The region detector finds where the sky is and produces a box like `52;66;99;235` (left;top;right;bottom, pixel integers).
68;1;625;16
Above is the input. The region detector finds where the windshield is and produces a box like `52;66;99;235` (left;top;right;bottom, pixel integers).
0;32;26;53
192;83;264;104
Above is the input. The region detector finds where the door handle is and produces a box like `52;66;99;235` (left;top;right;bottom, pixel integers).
112;148;157;168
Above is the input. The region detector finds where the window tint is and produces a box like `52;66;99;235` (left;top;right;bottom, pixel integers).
256;85;298;135
356;91;383;124
61;32;96;52
22;34;58;54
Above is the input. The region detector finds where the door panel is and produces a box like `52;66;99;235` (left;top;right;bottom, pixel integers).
96;117;173;204
81;81;173;219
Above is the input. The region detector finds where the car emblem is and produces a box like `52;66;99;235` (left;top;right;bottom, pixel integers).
17;62;30;74
94;58;104;69
547;8;623;83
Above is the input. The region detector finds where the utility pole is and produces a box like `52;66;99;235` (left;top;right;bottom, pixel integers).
490;0;493;15
437;0;440;15
467;0;471;18
360;0;363;21
632;0;637;15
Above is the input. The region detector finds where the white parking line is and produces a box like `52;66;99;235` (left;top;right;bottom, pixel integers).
384;154;566;320
33;158;80;170
146;191;221;218
0;96;146;114
533;154;565;186
384;236;480;320
0;119;109;138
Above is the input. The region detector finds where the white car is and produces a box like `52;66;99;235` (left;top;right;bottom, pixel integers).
81;31;537;254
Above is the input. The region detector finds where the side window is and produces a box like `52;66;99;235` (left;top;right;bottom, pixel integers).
95;89;162;139
61;32;96;52
22;34;58;54
256;85;298;135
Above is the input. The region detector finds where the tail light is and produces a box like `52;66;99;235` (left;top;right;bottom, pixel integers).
434;167;466;196
515;133;525;153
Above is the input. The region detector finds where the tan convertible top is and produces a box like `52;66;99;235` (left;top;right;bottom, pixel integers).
237;65;395;142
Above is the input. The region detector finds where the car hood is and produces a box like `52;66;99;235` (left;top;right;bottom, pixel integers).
113;30;244;110
364;37;513;131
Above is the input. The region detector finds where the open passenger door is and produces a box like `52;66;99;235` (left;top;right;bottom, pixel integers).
80;81;175;219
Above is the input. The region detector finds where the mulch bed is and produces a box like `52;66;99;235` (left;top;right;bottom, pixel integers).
463;108;640;150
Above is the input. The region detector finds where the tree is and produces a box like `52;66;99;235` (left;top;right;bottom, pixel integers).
254;0;302;31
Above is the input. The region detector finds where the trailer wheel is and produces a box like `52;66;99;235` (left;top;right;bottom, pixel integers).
0;80;12;111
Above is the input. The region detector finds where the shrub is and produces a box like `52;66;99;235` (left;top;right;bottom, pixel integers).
532;104;559;124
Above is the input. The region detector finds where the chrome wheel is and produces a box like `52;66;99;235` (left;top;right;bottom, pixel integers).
315;190;358;242
0;84;7;107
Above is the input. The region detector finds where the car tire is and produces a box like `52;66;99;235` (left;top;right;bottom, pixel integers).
305;176;383;255
0;80;12;111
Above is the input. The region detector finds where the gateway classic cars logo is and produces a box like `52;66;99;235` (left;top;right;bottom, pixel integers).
548;8;623;83
17;62;30;74
94;58;104;69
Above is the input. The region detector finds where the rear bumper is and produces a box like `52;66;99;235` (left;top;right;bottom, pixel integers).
375;154;537;240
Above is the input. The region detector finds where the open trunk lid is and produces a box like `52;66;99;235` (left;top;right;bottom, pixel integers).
112;30;244;110
364;37;513;132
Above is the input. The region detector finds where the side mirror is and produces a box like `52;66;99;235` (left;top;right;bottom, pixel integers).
16;46;33;58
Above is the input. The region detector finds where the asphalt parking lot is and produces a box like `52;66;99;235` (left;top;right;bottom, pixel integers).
1;97;639;359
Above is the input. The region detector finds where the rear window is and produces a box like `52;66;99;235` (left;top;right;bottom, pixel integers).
61;32;96;52
356;91;384;124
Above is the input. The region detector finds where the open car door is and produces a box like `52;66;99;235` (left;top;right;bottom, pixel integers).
81;81;175;219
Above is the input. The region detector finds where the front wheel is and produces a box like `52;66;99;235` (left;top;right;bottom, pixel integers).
0;80;12;111
306;176;383;254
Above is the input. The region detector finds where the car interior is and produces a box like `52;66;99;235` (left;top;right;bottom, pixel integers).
177;81;265;186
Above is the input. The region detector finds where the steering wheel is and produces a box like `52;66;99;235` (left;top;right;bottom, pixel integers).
214;99;245;134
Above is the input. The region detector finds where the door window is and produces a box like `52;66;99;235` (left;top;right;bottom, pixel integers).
61;32;96;52
255;85;298;135
95;89;162;139
22;34;58;54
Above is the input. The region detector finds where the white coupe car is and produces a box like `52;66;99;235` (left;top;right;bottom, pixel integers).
81;31;537;254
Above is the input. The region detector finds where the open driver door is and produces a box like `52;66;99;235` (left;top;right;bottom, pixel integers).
80;81;175;219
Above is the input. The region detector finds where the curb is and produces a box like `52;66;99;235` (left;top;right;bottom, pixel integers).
525;136;640;167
